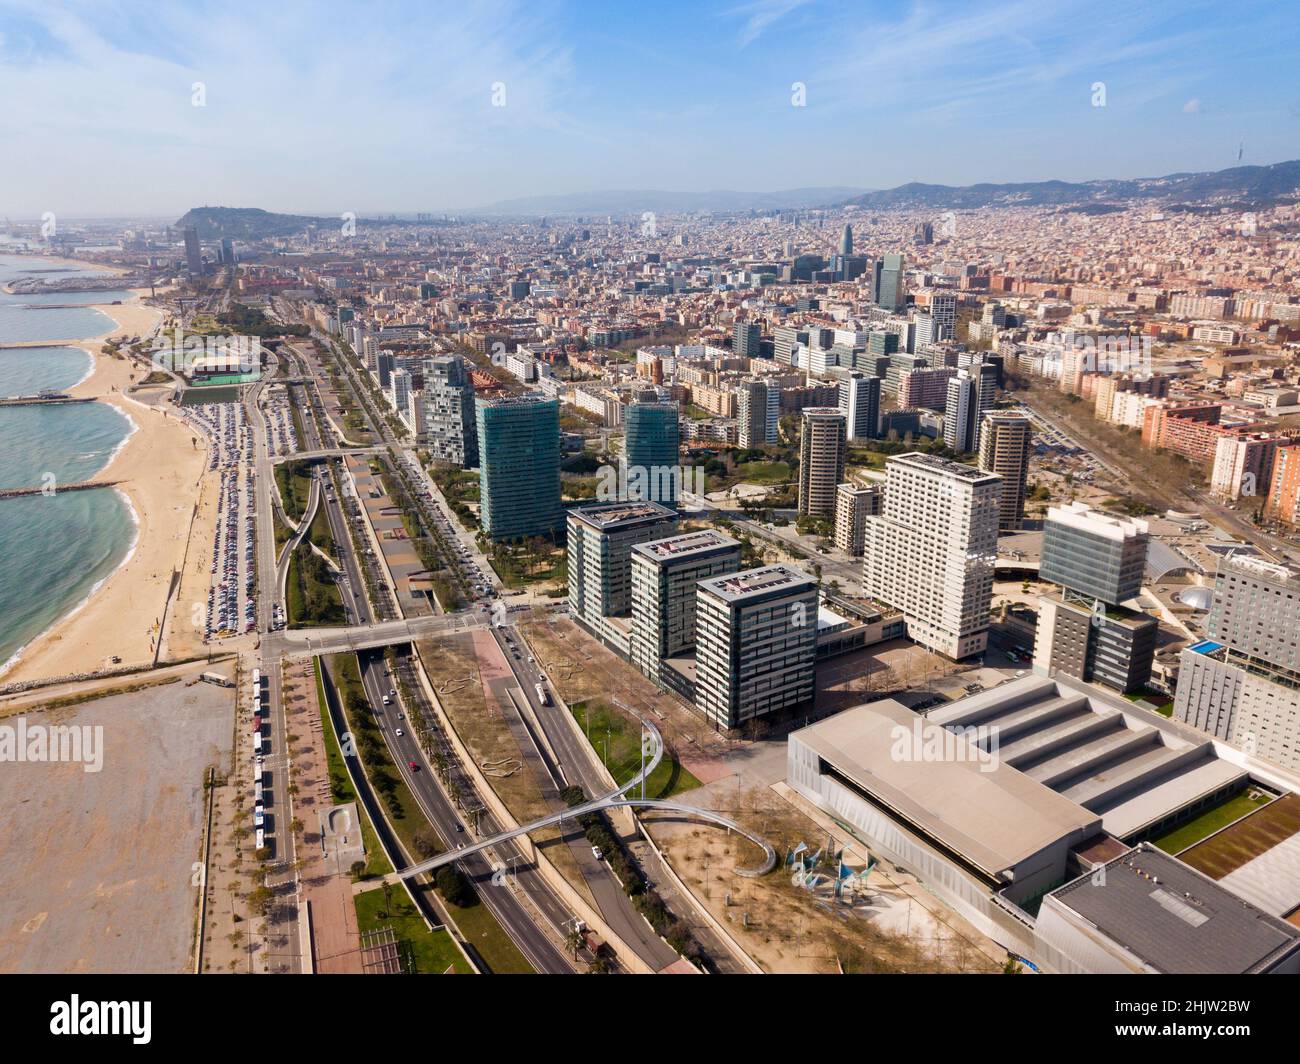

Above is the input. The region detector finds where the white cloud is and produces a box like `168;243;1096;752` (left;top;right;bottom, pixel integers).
1183;97;1202;113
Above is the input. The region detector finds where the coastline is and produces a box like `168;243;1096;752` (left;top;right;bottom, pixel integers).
0;285;209;684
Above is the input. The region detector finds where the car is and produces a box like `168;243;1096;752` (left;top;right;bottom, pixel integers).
591;846;604;861
408;760;419;771
394;728;404;737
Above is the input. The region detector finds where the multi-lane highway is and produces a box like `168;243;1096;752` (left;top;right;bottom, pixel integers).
347;647;577;973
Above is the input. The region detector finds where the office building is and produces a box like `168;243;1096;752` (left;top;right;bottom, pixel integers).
1033;503;1156;694
737;378;779;448
773;325;808;366
733;321;761;360
695;565;819;731
567;502;678;643
862;453;1001;658
629;529;741;691
834;481;882;556
929;291;957;341
947;361;999;453
942;371;979;453
839;223;853;257
837;372;880;441
476;394;563;540
978;410;1033;529
873;254;905;312
1175;555;1300;771
183;226;202;277
1039;502;1148;604
423;354;478;468
219;236;235;266
622;401;681;505
797;408;847;517
388;367;412;415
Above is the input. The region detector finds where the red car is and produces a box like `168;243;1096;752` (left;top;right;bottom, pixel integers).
408;761;420;771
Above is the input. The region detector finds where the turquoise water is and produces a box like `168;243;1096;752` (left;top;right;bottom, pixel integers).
0;345;92;397
0;255;122;342
0;254;135;672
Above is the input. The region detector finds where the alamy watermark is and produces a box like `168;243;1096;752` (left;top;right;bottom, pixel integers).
596;462;704;503
151;328;261;380
889;718;1000;773
0;716;103;773
1044;329;1153;377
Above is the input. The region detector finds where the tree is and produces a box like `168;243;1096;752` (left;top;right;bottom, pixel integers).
349;860;366;881
436;865;476;908
412;825;440;859
565;925;584;960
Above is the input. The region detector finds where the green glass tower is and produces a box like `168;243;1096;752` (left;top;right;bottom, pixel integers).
475;394;563;540
621;401;681;506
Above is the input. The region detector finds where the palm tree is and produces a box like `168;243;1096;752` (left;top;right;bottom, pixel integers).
565;925;584;960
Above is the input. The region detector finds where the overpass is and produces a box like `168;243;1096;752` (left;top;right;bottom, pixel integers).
394;718;776;883
269;445;386;465
269;610;490;657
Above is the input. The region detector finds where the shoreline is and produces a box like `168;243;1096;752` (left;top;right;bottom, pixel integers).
0;275;209;684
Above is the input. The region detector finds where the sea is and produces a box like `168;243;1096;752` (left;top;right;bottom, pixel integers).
0;252;140;674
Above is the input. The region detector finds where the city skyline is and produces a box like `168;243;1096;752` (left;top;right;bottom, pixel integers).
3;0;1299;216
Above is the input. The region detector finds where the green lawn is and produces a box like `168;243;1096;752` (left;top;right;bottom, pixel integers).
314;660;391;879
354;886;473;974
286;548;346;627
329;655;535;975
1151;791;1274;855
570;699;701;799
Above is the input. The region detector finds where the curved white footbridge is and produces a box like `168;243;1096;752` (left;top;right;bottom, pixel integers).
399;717;776;882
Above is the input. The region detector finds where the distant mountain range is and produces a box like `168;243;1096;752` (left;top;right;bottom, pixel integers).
174;206;447;241
460;187;869;216
841;160;1300;210
177;160;1300;238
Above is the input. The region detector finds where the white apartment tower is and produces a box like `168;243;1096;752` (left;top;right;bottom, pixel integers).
862;453;1001;658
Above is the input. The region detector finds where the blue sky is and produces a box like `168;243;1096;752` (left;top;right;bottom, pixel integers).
1;0;1298;217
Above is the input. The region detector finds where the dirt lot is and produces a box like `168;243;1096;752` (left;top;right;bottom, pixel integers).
519;613;735;783
417;631;593;906
0;676;234;973
645;782;1003;974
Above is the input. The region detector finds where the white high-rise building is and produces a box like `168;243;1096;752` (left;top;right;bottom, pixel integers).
862;453;1001;658
388;367;412;414
737;378;779;448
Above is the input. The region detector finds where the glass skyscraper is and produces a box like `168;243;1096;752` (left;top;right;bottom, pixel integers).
475;394;562;540
621;401;681;506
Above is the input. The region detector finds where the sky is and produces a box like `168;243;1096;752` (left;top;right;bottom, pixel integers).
1;0;1298;218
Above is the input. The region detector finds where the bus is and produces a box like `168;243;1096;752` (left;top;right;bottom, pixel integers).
535;682;550;706
255;828;264;850
253;732;263;754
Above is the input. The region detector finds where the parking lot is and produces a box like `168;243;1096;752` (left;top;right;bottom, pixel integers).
179;401;259;640
261;384;299;458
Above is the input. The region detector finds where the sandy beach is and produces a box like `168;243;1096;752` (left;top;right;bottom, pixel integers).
0;291;210;684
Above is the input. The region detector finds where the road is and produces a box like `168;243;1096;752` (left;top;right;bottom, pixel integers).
349;647;576;973
492;624;761;973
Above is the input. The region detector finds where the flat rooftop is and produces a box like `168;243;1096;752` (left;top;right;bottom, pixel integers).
1047;843;1300;973
566;500;677;531
792;698;1101;878
698;563;815;603
891;451;1001;483
632;528;740;563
